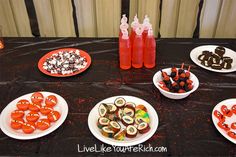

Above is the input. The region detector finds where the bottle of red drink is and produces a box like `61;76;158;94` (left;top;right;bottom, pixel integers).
144;27;156;68
119;30;131;70
132;26;144;68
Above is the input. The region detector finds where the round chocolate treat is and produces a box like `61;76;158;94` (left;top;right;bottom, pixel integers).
207;58;213;66
223;57;233;64
101;126;114;138
221;61;232;69
215;46;225;57
201;60;210;67
137;122;150;134
209;55;220;64
211;63;223;70
198;54;206;61
202;50;212;56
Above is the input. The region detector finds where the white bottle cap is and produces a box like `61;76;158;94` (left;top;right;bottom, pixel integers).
121;14;128;23
135;25;144;36
120;22;129;30
131;14;139;29
143;15;150;23
143;15;151;31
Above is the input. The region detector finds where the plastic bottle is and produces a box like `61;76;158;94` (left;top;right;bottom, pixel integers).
130;14;139;46
144;27;156;68
142;15;151;42
119;30;131;70
132;26;144;68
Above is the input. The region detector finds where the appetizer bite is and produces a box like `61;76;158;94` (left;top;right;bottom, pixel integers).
97;97;151;141
158;63;194;93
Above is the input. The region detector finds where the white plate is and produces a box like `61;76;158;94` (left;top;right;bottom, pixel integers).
212;98;236;144
88;95;159;146
190;45;236;73
0;91;68;140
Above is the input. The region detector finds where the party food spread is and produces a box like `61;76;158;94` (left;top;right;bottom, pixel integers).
42;49;88;75
97;97;151;140
198;46;233;70
10;92;61;134
158;63;193;93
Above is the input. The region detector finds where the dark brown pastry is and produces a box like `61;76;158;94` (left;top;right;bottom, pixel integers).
198;54;206;61
202;50;212;56
201;60;210;67
211;64;223;70
223;57;233;64
221;61;232;69
215;46;225;57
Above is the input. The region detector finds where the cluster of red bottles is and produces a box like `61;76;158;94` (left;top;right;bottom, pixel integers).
119;14;156;70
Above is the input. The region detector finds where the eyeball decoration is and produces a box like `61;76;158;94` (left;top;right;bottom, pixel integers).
9;92;61;134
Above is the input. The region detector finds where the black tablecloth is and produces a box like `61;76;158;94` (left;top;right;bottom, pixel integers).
0;38;235;157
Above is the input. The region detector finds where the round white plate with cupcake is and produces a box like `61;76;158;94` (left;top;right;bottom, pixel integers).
0;91;68;140
88;95;159;146
190;45;236;73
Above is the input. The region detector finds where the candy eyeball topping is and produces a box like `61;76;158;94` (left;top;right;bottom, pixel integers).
42;49;88;75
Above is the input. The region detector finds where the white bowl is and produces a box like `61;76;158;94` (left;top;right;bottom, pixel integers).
153;68;199;99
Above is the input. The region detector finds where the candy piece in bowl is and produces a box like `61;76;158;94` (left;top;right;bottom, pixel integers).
153;63;199;99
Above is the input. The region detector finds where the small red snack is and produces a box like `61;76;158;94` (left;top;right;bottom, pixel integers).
11;118;25;130
161;86;170;92
221;105;233;117
40;106;53;115
45;95;57;107
186;79;193;85
231;105;236;114
217;121;230;131
227;131;236;139
26;111;40;122
16;99;30;111
22;122;36;134
11;110;25;120
47;111;61;122
29;103;42;112
231;122;236;130
179;81;185;87
213;110;225;122
178;89;186;93
36;119;50;130
31;92;44;104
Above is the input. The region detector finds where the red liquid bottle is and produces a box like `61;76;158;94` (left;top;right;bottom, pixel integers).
132;27;144;68
119;30;131;70
144;28;156;68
